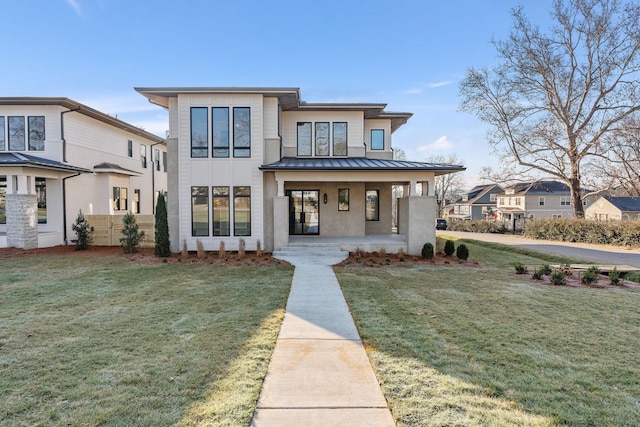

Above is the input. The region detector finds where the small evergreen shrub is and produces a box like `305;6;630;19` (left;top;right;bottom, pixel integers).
120;212;145;254
435;237;446;254
196;239;205;258
540;264;552;275
609;267;621;285
444;239;455;256
514;263;528;274
587;265;601;275
219;241;226;259
550;269;566;285
238;238;246;257
71;210;94;251
532;268;544;280
154;191;170;257
421;242;434;260
581;269;599;285
456;244;469;260
398;247;405;262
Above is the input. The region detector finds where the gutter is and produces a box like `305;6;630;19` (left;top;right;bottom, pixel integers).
61;108;81;162
62;172;83;245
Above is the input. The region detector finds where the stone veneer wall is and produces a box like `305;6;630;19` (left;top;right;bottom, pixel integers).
6;194;38;249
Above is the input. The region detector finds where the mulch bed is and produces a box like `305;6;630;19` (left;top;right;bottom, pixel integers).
515;270;640;290
334;251;481;268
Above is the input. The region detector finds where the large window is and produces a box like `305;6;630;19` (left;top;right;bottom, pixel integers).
233;107;251;158
315;122;329;156
233;186;251;236
8;116;25;151
560;196;571;206
212;107;229;157
28;116;45;151
212;186;230;236
36;178;46;223
297;122;312;156
113;187;128;211
365;190;379;221
333;122;347;156
191;107;208;158
371;129;384;150
0;117;5;151
191;186;209;236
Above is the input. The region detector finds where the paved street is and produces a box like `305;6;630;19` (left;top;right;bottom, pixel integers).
438;231;640;268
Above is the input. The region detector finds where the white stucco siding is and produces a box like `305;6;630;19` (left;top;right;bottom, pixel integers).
280;111;363;156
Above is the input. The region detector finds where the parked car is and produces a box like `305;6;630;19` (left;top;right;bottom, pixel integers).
436;218;447;230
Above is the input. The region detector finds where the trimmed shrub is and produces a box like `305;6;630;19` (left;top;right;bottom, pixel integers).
456;244;469;260
120;212;145;254
447;219;507;233
609;267;621;285
514;263;528;274
524;218;640;247
154;191;171;257
71;210;94;251
550;269;566;285
540;264;552;275
532;268;544;280
421;242;434;260
196;239;205;258
581;269;599;285
444;240;455;256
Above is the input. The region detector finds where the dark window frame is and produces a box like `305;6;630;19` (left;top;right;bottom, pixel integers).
127;140;133;157
191;186;210;236
212;107;230;158
297;122;312;156
315;122;330;156
140;144;147;168
212;186;231;236
28;116;45;151
190;107;209;158
233;186;251;236
365;189;379;221
8;116;25;151
371;129;384;150
233;107;251;158
36;177;47;223
338;188;350;211
112;186;129;211
133;189;141;214
333;122;348;156
0;116;5;151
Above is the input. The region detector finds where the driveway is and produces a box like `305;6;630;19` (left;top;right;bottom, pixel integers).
438;231;640;268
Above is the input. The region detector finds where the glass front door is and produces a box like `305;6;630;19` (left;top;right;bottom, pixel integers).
288;190;319;235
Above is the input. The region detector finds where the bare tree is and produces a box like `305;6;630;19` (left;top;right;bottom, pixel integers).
427;154;465;217
460;0;640;217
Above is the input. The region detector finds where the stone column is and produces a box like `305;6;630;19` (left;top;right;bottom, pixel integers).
6;193;39;249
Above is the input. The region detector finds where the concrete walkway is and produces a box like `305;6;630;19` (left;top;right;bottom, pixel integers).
251;247;395;427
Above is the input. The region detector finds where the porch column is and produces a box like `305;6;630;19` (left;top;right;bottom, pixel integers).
6;174;39;249
404;195;436;256
273;196;289;251
276;179;285;197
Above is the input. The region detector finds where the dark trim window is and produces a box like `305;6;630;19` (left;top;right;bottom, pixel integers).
233;186;251;236
212;107;230;157
338;188;349;211
36;178;46;223
133;189;141;214
333;122;347;156
8;116;25;151
0;116;5;151
315;122;329;156
113;187;128;211
212;186;230;236
191;107;208;158
127;140;133;157
191;186;209;236
154;148;161;171
162;151;167;172
365;190;379;221
0;177;5;224
233;107;251;158
539;197;545;206
371;129;384;150
297;122;312;156
140;144;147;168
28;116;45;151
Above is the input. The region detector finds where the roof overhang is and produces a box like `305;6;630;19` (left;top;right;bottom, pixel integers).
260;157;465;175
0;153;90;174
93;162;142;176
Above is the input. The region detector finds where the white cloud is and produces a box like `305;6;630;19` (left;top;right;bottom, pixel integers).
401;88;423;95
66;0;82;16
427;80;454;89
417;135;455;152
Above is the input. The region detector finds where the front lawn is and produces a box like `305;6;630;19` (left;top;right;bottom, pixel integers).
336;241;640;426
0;253;293;426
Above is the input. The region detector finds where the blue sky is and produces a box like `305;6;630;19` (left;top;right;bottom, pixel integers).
3;0;554;188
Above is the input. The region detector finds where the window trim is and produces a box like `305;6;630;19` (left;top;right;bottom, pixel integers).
8;116;26;151
539;196;545;206
191;186;210;236
140;144;147;169
233;107;251;158
338;188;349;211
333;122;348;156
212;107;230;158
0;116;5;151
133;189;141;214
315;122;330;156
297;121;312;156
370;129;384;150
190;107;209;158
112;186;128;212
233;186;251;236
365;189;379;221
212;186;230;236
28;116;45;151
127;140;133;157
36;177;46;223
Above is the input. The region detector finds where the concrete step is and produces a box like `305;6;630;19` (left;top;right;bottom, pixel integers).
273;246;348;258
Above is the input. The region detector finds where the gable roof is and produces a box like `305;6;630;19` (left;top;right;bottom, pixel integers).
93;162;142;176
0;152;89;173
502;180;570;196
135;87;413;133
0;97;165;144
603;196;640;211
260;157;465;174
461;184;503;205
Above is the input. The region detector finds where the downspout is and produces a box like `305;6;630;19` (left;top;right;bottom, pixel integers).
62;172;82;245
61;108;80;162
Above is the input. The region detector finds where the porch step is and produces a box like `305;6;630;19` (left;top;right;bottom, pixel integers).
274;246;348;258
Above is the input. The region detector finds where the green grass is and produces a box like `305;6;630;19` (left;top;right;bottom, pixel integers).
0;255;293;426
336;240;640;426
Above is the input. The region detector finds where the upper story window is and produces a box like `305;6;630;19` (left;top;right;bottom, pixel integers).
515;197;521;206
140;144;147;168
1;116;45;152
371;129;384;150
297;122;312;156
490;193;497;202
191;107;208;158
315;122;329;156
127;140;133;157
499;197;505;206
233;107;251;158
560;196;571;206
539;197;545;206
333;122;347;156
212;107;229;157
28;117;45;151
162;151;167;172
154;148;161;171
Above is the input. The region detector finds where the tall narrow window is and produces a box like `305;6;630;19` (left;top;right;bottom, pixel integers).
120;188;128;211
191;186;209;236
365;190;379;221
234;186;251;236
0;177;5;224
212;186;230;236
127;140;133;157
212;107;229;157
539;197;545;206
338;188;349;211
297;122;312;156
28;116;45;151
140;144;147;168
0;116;5;150
191;107;208;158
35;178;46;223
162;151;167;172
371;129;384;150
154;148;161;171
113;187;120;211
333;122;347;156
233;107;250;157
112;187;128;211
315;122;329;156
133;189;141;214
8;116;25;151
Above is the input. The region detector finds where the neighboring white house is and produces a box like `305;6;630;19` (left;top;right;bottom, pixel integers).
585;196;640;221
136;87;464;255
0;98;167;249
496;180;577;226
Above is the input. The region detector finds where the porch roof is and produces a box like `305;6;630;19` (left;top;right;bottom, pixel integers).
260;157;465;175
0;153;89;173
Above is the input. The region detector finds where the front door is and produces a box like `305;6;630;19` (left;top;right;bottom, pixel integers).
287;190;319;235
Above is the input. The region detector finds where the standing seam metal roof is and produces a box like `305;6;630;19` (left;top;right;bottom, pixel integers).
259;157;465;171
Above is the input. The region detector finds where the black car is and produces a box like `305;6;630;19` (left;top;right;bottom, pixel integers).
436;218;447;230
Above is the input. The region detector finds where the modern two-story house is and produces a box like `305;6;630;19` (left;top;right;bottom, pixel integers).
496;180;576;226
0;98;167;249
136;87;464;255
